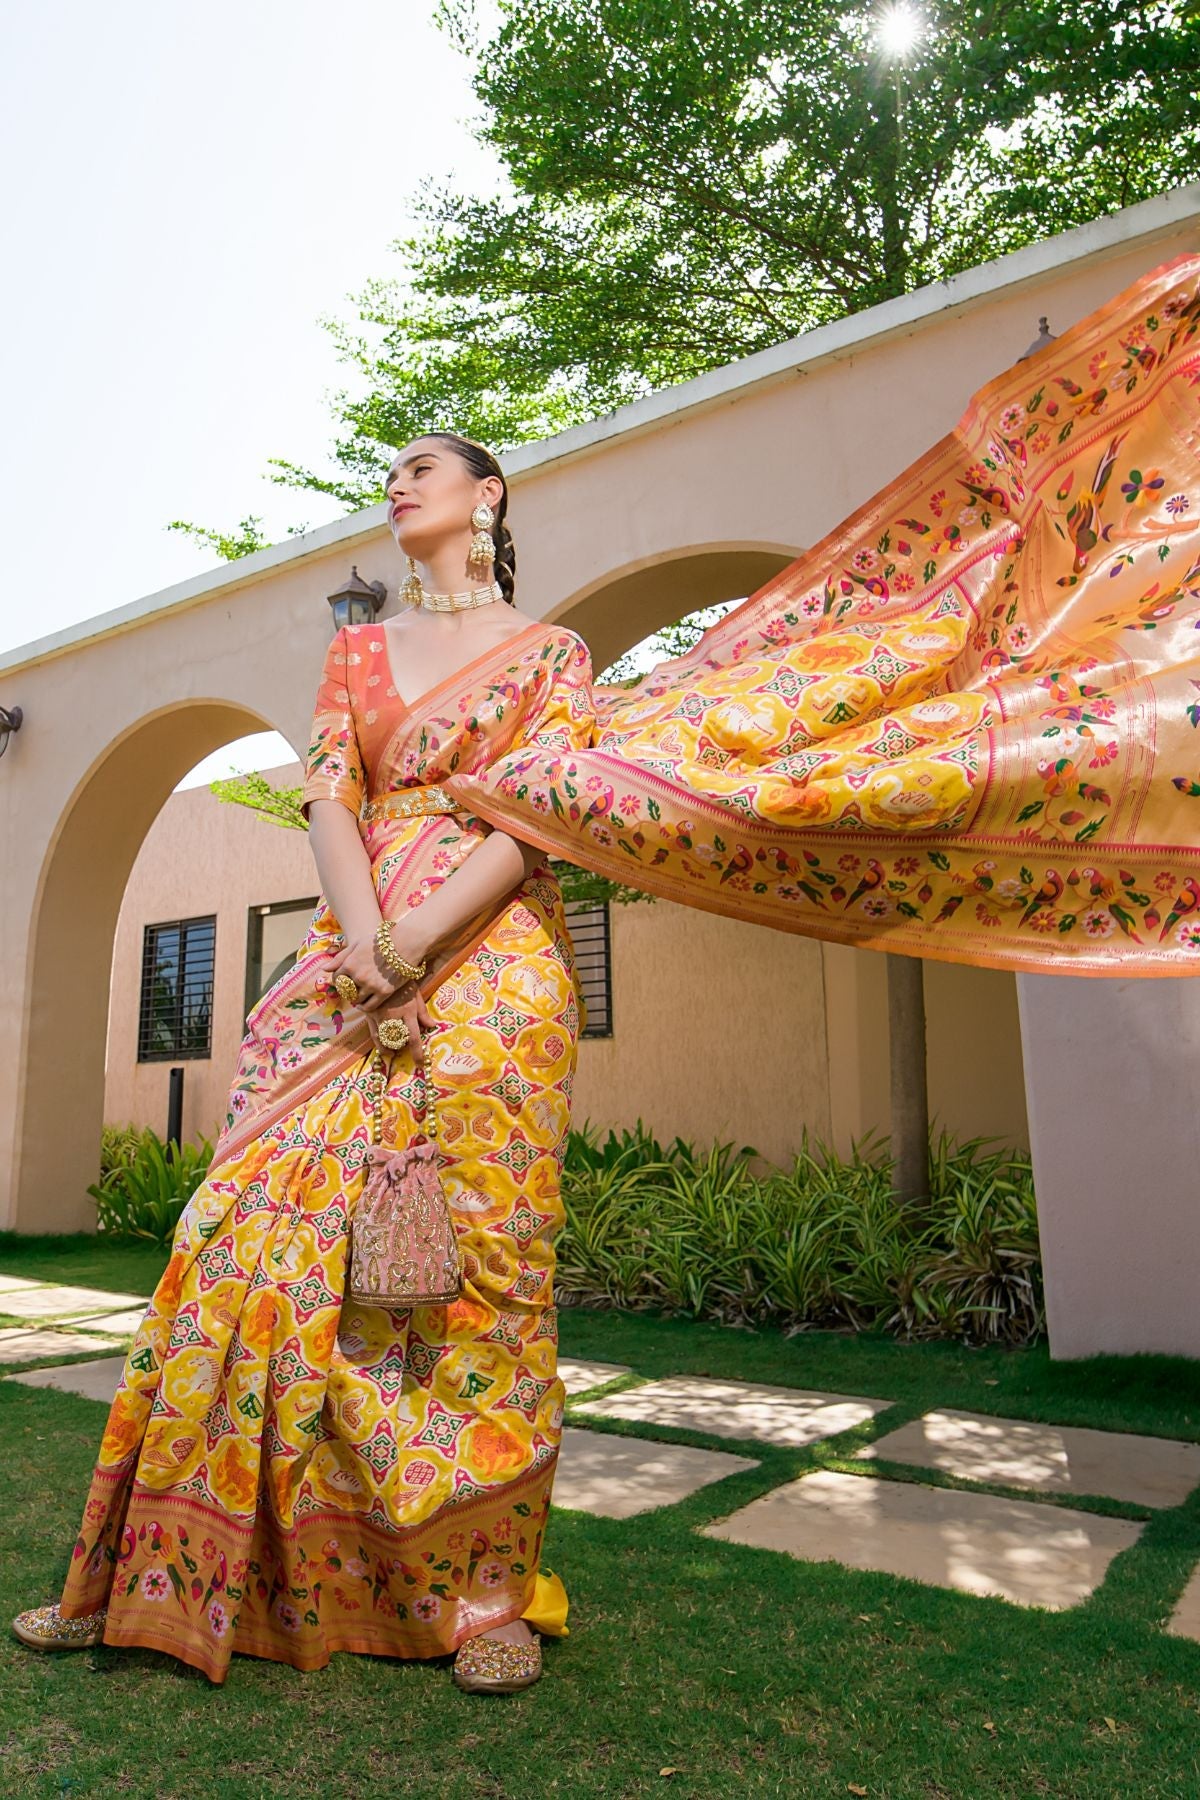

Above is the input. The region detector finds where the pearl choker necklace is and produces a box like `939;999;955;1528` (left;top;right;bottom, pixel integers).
409;580;503;613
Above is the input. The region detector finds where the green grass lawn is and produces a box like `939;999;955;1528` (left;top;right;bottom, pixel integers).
0;1232;171;1298
2;1241;1199;1797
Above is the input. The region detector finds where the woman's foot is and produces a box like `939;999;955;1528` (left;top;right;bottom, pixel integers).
12;1604;106;1650
452;1616;542;1693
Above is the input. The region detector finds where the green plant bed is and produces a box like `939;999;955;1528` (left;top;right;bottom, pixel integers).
7;1122;1044;1349
557;1123;1043;1347
90;1125;215;1244
2;1312;1200;1798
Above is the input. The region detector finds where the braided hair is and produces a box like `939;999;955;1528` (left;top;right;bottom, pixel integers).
425;431;517;606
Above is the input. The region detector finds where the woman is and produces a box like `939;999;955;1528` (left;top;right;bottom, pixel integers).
14;248;1200;1686
13;432;591;1692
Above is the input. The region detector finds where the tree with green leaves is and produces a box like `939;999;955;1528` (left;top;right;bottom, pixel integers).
171;0;1197;530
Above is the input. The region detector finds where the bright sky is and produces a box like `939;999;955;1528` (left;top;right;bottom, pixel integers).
2;1;509;781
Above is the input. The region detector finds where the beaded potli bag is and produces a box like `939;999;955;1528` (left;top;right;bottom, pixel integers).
347;1046;461;1307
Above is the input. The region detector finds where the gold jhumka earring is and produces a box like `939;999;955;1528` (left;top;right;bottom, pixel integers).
401;555;425;606
467;502;496;574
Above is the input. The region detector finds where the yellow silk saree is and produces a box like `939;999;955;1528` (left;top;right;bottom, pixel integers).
59;625;589;1680
53;248;1199;1686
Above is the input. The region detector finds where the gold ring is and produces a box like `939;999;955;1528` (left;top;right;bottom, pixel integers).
378;1018;410;1051
334;972;360;1007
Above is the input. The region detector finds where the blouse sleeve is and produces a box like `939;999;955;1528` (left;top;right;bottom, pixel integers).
300;627;367;821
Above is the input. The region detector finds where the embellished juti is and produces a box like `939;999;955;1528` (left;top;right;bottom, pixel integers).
57;624;588;1681
47;249;1200;1684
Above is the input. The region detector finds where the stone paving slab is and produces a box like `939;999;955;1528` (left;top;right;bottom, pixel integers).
857;1409;1200;1510
574;1375;891;1447
9;1356;127;1404
702;1469;1142;1609
558;1356;632;1395
0;1276;45;1293
74;1308;148;1336
551;1425;757;1518
1166;1564;1200;1641
0;1284;150;1321
0;1328;126;1364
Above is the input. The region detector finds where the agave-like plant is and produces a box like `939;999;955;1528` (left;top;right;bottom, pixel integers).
914;1147;1043;1345
100;1121;158;1180
555;1120;1045;1346
88;1129;215;1244
555;1164;664;1310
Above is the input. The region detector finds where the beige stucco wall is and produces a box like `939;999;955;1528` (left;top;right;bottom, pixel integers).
572;900;834;1165
822;945;1028;1155
102;764;1027;1178
3;188;1195;1242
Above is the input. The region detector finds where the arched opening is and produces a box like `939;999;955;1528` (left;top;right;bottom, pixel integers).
14;699;288;1233
548;542;802;674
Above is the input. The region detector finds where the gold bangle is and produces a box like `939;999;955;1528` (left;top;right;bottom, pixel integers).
375;919;426;985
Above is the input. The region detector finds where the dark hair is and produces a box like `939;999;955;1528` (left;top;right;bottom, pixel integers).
425;431;517;606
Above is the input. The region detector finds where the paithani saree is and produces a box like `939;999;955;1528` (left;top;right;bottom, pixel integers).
56;248;1200;1684
59;625;588;1681
450;253;1200;977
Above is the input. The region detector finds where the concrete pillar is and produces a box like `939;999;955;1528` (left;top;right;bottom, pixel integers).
1017;973;1200;1360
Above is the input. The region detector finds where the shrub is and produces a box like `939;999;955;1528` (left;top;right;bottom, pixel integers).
89;1128;214;1244
100;1122;159;1181
88;1117;1043;1344
557;1124;1043;1347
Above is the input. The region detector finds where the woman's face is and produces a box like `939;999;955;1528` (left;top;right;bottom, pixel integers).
384;437;503;559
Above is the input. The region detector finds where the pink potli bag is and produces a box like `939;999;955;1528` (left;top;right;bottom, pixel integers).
348;1046;461;1308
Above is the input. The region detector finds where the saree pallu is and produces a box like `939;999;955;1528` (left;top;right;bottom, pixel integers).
59;631;592;1682
448;254;1200;977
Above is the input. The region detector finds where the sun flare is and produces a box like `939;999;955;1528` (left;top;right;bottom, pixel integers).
876;3;924;56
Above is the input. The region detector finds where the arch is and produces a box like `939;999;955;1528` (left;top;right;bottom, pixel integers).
12;698;281;1232
546;541;803;673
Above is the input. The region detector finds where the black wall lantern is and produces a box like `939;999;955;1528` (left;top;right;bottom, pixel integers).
0;704;22;761
327;566;387;629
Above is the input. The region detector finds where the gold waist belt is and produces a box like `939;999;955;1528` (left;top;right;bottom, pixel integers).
359;783;465;825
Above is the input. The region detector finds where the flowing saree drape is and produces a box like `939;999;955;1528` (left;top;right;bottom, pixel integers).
55;248;1199;1685
448;254;1200;977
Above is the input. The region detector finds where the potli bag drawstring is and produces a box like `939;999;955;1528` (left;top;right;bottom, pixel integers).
347;1045;461;1307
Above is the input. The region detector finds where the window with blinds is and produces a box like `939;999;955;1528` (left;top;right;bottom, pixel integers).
137;915;216;1061
563;900;613;1038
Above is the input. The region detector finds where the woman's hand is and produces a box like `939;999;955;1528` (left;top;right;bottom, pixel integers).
326;931;400;1011
327;915;437;1067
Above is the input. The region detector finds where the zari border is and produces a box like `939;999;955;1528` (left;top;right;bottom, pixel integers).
71;1452;559;1685
444;774;1200;978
